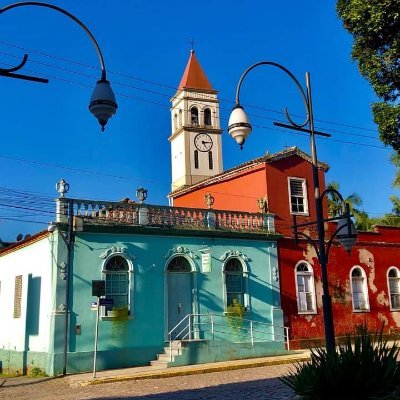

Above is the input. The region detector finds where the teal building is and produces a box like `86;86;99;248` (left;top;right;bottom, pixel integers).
0;195;287;375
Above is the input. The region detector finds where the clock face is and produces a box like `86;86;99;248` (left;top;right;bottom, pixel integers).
194;133;213;152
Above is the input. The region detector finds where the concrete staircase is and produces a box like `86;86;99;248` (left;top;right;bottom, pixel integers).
150;341;183;368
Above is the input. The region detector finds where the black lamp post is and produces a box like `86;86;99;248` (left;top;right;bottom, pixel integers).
0;2;118;376
228;61;358;354
0;1;118;131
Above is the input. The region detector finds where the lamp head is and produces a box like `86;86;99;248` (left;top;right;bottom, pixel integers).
89;78;118;131
228;104;252;149
336;217;358;254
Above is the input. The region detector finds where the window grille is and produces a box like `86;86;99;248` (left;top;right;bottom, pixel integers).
351;267;369;311
295;262;316;313
388;268;400;310
289;178;307;214
225;258;244;307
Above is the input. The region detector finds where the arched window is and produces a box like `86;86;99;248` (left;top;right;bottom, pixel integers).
224;258;247;309
204;108;212;126
388;267;400;310
167;256;192;272
173;113;178;131
295;261;316;313
194;150;199;169
103;255;132;314
351;266;369;311
191;106;199;125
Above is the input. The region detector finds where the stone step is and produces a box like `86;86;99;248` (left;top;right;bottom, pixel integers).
163;346;181;355
157;353;174;362
149;360;169;368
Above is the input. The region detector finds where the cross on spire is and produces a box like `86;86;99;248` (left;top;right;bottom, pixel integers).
188;38;196;52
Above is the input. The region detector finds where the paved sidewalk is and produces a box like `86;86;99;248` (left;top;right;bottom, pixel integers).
66;350;310;388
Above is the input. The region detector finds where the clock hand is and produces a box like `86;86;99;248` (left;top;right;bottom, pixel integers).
202;141;212;145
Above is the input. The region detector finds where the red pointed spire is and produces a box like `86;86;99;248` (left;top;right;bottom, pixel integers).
178;50;214;91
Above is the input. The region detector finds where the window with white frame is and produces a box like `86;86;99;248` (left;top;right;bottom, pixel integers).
351;267;369;311
103;255;132;314
388;267;400;310
295;262;316;313
288;178;308;214
224;258;247;309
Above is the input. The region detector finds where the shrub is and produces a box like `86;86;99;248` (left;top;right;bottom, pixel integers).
226;299;245;339
280;325;400;399
28;367;47;377
111;305;129;338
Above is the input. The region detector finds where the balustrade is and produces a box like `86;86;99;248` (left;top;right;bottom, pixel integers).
56;197;275;234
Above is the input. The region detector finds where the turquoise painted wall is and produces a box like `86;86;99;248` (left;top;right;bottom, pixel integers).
63;229;283;373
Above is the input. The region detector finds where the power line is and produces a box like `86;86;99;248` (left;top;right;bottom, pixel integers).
0;59;386;151
0;41;380;138
0;216;48;225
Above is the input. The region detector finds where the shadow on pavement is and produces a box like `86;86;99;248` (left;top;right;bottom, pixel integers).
1;375;64;389
80;377;293;400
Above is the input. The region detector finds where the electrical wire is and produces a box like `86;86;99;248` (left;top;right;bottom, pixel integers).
0;58;386;152
0;41;381;140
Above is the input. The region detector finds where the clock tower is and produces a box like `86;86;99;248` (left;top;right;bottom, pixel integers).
169;50;223;191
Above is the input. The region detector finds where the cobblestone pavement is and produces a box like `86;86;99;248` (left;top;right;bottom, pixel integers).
0;364;295;400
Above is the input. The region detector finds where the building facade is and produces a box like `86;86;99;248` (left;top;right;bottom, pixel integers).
0;197;286;375
167;51;400;348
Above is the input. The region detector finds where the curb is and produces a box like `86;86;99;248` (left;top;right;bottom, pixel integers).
75;354;310;388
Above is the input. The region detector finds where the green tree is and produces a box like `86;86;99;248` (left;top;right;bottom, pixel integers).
326;181;372;230
388;152;400;219
391;152;400;189
336;0;400;152
327;181;361;214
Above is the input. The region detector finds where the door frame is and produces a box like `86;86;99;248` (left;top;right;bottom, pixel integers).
164;254;198;340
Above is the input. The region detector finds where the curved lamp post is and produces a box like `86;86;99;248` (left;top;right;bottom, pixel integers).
0;1;118;131
0;2;118;376
228;62;358;354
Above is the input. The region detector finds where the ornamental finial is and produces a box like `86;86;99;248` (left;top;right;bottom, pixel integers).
56;179;70;198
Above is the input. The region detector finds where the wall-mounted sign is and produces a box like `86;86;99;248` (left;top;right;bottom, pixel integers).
99;298;113;306
92;280;105;297
201;253;212;273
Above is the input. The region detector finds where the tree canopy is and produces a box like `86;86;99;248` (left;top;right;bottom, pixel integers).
337;0;400;152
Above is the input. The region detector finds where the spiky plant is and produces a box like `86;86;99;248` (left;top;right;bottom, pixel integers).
280;325;400;399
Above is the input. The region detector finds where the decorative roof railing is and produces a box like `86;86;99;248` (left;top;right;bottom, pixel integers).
56;198;275;234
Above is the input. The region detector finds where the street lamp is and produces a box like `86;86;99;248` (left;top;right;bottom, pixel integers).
0;1;118;131
0;2;117;376
228;61;358;354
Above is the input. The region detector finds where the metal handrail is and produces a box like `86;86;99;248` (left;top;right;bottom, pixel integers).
167;313;290;362
168;314;192;361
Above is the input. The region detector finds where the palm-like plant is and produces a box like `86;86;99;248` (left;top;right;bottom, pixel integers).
326;181;365;228
390;152;400;189
280;325;400;399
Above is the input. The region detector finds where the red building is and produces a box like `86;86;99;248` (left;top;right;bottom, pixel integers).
169;51;400;348
169;146;400;347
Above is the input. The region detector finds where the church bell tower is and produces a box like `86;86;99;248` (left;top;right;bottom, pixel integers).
169;50;223;191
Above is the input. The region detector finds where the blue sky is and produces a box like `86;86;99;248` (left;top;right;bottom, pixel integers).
0;0;396;242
